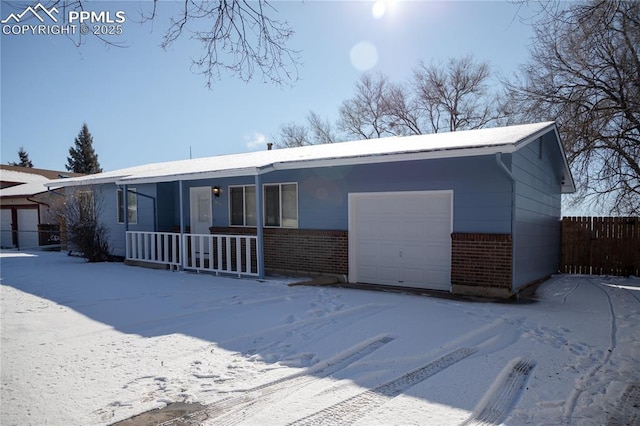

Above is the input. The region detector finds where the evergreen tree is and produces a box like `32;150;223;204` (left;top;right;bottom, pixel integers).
9;146;33;167
66;123;102;174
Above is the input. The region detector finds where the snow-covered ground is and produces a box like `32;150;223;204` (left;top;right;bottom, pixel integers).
1;251;639;425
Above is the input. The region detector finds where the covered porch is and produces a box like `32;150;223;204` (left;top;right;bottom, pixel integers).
120;172;267;277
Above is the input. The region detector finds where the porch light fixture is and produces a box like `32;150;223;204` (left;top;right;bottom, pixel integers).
212;186;221;197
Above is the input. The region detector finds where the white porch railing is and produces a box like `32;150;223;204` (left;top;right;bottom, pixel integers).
125;231;258;277
183;233;258;277
126;231;181;267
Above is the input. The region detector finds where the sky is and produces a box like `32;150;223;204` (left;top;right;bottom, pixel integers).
0;0;537;172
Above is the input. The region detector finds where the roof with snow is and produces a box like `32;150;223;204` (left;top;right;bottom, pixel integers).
1;168;49;185
0;165;82;183
45;122;576;193
0;181;50;198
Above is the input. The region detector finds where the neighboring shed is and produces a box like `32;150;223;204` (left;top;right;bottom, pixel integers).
45;122;575;298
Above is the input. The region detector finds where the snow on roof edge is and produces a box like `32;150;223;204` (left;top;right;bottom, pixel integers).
47;121;562;188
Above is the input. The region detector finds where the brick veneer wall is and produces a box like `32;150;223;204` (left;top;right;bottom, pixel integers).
210;227;348;277
451;233;513;297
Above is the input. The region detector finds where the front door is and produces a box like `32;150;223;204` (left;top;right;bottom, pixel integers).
189;187;212;235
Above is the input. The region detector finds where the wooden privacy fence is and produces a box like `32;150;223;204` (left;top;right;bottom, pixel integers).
561;217;640;276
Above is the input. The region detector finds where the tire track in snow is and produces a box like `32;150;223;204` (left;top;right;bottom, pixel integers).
222;304;387;356
161;335;394;425
289;347;477;426
562;280;581;305
462;357;536;425
563;278;618;424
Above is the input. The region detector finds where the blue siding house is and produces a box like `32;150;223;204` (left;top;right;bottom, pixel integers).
46;122;575;298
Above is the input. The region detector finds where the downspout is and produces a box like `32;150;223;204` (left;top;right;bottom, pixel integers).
496;152;516;292
254;172;265;279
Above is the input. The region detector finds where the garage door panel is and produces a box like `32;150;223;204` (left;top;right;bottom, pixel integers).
402;268;426;285
397;197;428;214
422;249;450;264
379;222;404;239
1;209;15;248
400;221;451;241
379;243;401;258
356;218;381;237
400;221;429;240
357;197;382;214
17;209;39;249
350;191;452;291
378;266;401;282
357;244;379;261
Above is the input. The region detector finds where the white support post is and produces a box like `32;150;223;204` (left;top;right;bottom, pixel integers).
255;174;265;278
179;180;185;270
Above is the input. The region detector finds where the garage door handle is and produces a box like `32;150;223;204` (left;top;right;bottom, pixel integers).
399;250;403;258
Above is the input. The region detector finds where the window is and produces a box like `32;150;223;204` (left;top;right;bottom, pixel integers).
229;185;256;226
264;183;298;228
117;188;138;224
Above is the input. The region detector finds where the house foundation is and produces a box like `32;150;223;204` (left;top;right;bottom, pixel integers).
210;227;348;279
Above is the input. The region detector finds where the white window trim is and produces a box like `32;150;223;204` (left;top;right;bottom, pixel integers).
229;184;256;227
117;187;138;225
263;182;298;229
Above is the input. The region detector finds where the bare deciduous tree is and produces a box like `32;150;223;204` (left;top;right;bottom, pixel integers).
56;187;111;262
275;121;310;148
337;73;406;139
284;58;501;142
148;0;300;87
27;1;300;87
412;56;502;133
275;111;338;148
307;111;338;144
506;0;640;214
383;83;425;136
333;57;502;140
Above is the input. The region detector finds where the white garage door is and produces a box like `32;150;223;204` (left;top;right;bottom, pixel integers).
349;191;452;291
17;208;39;249
1;209;15;248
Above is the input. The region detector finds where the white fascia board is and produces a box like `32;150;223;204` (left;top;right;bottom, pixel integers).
512;122;556;150
269;144;516;172
553;127;576;194
44;176;124;188
514;123;575;194
116;167;261;185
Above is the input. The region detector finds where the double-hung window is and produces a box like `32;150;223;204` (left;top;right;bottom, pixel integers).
229;183;298;228
264;183;298;228
117;188;138;224
229;185;256;226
